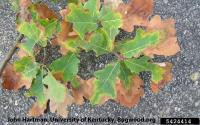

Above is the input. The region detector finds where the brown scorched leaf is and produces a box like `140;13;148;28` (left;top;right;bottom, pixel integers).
49;92;74;117
2;64;21;90
115;75;144;108
34;3;58;19
151;62;173;93
143;15;180;57
2;64;32;90
52;21;73;44
116;0;153;32
72;77;95;105
28;101;47;117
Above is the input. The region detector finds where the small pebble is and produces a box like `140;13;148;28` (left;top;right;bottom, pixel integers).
190;72;200;81
75;113;78;116
163;0;168;4
4;106;8;109
14;100;18;106
195;81;198;86
195;100;200;107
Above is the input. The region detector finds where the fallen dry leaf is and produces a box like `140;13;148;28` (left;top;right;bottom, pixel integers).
116;0;153;32
28;101;47;117
115;75;144;108
143;15;180;57
49;92;74;117
151;62;173;93
72;77;95;105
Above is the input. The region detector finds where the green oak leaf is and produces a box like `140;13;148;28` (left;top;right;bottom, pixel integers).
14;57;39;80
50;52;80;87
99;7;122;40
17;22;41;55
20;38;37;56
118;29;161;58
84;0;99;17
67;3;98;39
39;19;61;40
84;29;113;55
26;70;46;106
40;19;61;36
124;56;164;83
62;37;82;53
43;72;66;103
18;22;41;41
119;62;132;89
91;62;120;105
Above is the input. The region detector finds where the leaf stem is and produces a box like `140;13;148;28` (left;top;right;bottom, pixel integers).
113;52;126;61
0;34;24;77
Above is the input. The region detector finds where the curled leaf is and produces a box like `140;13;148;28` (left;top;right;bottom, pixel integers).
116;75;144;108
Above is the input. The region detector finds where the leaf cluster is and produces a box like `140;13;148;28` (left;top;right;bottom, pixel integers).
2;0;180;117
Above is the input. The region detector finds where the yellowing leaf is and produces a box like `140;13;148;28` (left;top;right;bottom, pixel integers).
116;75;144;108
17;22;41;55
151;62;173;93
43;72;66;103
99;7;122;41
143;15;180;57
116;0;153;32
